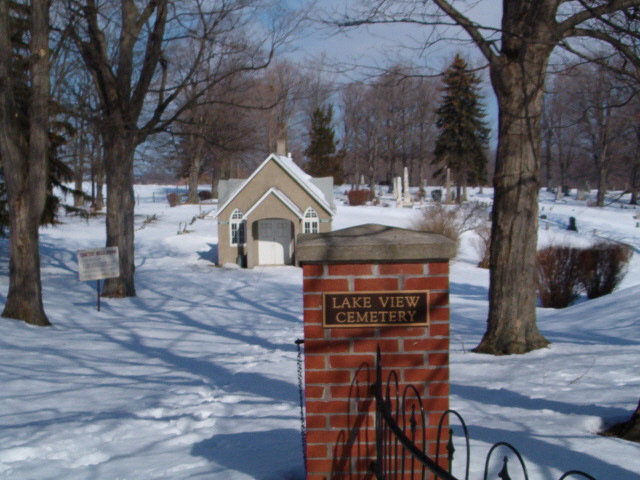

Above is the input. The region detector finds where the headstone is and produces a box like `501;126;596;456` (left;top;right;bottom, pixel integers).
403;167;411;205
445;168;451;204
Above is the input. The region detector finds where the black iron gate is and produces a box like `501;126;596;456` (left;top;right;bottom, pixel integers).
371;348;598;480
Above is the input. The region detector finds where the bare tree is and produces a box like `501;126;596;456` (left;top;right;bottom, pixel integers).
64;0;297;297
175;75;261;203
541;74;583;191
336;0;640;354
0;0;51;326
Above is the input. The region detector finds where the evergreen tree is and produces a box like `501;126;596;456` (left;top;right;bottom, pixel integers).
0;1;76;236
304;105;344;184
433;54;490;200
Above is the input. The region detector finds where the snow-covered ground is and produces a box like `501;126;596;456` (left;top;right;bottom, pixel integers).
0;186;638;479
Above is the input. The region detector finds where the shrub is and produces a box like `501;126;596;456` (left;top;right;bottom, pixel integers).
473;222;491;269
198;190;212;201
537;245;583;308
411;202;486;248
167;193;181;207
579;241;632;299
347;189;370;206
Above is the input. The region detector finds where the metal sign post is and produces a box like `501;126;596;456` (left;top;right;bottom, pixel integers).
77;247;120;311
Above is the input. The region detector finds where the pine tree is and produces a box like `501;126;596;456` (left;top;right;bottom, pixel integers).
304;105;344;184
0;1;75;236
433;54;490;200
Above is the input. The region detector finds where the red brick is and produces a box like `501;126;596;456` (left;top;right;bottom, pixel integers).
305;400;350;414
429;322;450;337
306;474;329;480
429;352;449;367
329;354;376;369
306;428;342;444
304;355;326;370
429;382;450;398
328;264;373;276
305;414;327;429
304;278;349;293
329;413;375;429
403;338;448;352
304;324;326;339
378;263;424;275
424;396;449;413
353;338;399;353
306;458;335;474
354;455;377;474
305;385;325;399
303;264;324;277
405;276;449;291
403;367;443;383
329;327;379;339
430;291;449;307
405;367;448;383
428;262;449;275
304;309;323;324
379;353;426;368
304;294;323;309
354;277;398;291
305;340;350;355
329;384;374;399
307;443;328;458
381;327;429;337
428;412;447;427
305;369;353;385
429;306;449;322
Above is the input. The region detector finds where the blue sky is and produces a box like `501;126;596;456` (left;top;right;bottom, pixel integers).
289;0;502;132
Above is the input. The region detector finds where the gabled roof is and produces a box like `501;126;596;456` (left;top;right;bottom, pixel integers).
244;187;303;219
215;153;335;219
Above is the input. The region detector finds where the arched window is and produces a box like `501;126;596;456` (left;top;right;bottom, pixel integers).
303;208;319;234
230;209;246;245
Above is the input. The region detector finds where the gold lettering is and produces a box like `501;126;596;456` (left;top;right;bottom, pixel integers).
380;297;390;308
395;297;405;308
406;296;419;307
336;312;347;323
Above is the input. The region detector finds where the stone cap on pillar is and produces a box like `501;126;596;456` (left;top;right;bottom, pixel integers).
296;223;456;264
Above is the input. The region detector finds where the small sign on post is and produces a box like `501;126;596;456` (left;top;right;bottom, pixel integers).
77;247;120;311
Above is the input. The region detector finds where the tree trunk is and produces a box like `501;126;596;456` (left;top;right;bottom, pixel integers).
0;0;51;326
474;52;550;354
92;133;104;211
602;399;640;443
101;128;136;298
596;163;607;207
186;155;203;204
3;213;49;325
74;132;87;207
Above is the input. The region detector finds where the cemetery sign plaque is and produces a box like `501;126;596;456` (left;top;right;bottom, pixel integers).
77;247;120;281
323;290;429;328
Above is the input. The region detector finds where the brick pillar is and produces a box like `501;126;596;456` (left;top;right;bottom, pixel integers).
297;224;456;480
